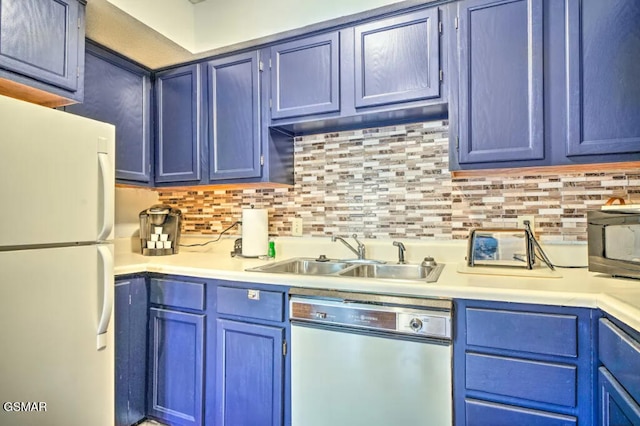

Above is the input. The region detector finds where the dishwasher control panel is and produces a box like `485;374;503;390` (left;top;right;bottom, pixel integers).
398;312;449;338
290;297;451;340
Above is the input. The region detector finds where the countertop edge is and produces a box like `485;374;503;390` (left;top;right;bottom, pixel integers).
115;261;640;333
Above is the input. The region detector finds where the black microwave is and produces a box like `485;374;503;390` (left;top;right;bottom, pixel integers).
588;209;640;279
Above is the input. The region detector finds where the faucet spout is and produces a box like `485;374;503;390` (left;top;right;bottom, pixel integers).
332;234;366;259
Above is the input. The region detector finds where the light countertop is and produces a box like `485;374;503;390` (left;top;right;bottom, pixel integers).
115;236;640;332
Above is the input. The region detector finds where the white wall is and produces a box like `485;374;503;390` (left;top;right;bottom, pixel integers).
106;0;197;52
106;0;405;54
115;187;159;238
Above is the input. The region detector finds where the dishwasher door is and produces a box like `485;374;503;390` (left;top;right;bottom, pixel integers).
291;323;452;426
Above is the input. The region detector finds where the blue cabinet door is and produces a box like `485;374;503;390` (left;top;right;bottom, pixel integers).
205;51;261;181
456;0;544;164
155;64;202;184
599;368;640;426
0;0;81;92
454;300;597;426
65;42;152;184
565;0;640;156
270;32;340;120
115;277;147;426
216;319;284;426
466;399;577;426
148;308;204;426
115;281;130;426
354;8;440;108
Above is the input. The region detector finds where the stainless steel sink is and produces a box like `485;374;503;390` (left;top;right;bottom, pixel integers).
338;263;444;282
246;257;444;282
246;257;350;275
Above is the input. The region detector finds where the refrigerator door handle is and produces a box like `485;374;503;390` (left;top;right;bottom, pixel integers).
97;142;114;241
96;245;114;350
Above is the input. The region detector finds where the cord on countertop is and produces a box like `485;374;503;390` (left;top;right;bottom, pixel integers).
535;253;588;269
179;221;241;247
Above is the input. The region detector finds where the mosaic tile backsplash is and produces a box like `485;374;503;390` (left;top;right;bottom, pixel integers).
157;120;640;242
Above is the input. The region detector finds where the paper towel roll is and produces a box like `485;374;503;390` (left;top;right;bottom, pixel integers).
242;208;268;257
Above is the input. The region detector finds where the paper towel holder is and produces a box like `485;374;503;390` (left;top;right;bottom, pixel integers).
230;238;265;259
240;206;269;258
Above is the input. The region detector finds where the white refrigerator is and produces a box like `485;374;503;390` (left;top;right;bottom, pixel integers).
0;95;115;425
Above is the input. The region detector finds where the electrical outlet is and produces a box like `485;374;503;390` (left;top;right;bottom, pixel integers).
516;215;535;233
292;218;303;237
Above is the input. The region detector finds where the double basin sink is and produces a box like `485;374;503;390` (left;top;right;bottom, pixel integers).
246;257;444;283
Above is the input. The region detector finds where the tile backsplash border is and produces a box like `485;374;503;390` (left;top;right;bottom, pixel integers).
155;120;640;242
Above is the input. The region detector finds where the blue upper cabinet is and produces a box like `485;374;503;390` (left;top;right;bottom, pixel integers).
270;32;340;120
354;8;440;108
565;0;640;157
65;42;152;184
205;51;262;181
155;64;203;184
269;7;446;132
456;0;544;164
0;0;85;106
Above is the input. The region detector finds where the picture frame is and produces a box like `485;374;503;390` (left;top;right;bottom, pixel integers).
467;228;532;268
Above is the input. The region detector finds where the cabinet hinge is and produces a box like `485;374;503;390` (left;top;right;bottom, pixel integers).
259;61;264;72
269;58;272;69
260;155;265;166
456;136;460;152
78;18;81;29
439;70;443;82
455;17;459;30
269;98;272;109
129;294;132;305
77;67;80;78
438;21;443;34
282;340;287;356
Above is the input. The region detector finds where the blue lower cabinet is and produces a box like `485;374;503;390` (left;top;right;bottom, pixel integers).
148;307;205;426
115;277;147;426
599;367;640;426
598;317;640;426
454;299;597;426
598;319;640;405
466;353;577;408
466;399;577;426
115;282;130;426
216;318;284;426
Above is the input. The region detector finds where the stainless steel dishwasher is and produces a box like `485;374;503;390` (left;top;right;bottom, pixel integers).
290;288;453;426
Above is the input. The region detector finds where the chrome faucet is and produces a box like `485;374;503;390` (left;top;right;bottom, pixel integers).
393;241;406;264
332;234;366;259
